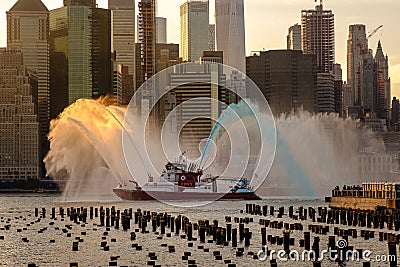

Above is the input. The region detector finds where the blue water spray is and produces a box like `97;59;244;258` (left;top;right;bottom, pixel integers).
200;100;256;168
200;99;316;196
276;130;316;196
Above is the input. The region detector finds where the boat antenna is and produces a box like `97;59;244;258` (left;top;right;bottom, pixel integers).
193;163;198;172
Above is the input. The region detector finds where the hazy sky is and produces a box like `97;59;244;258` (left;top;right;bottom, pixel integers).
1;0;399;97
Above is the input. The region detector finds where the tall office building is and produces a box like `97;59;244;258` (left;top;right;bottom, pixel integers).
7;0;49;177
375;41;391;119
301;3;335;113
155;43;180;72
215;0;246;73
109;0;135;105
342;82;353;117
225;70;245;104
169;62;226;158
301;4;335;74
112;57;123;105
347;26;391;120
246;50;317;116
120;66;134;105
347;24;368;106
392;97;399;130
180;0;209;62
138;0;156;82
156;17;167;44
333;63;343;116
135;43;143;90
287;24;301;50
137;0;157;135
316;73;335;113
155;43;181;126
361;50;375;112
92;8;112;98
49;0;112;117
208;24;216;51
0;48;39;180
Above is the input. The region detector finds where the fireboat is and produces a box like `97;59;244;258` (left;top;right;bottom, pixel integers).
113;154;261;201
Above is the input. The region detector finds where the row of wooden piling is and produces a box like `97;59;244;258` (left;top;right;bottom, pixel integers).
245;203;398;267
2;203;399;267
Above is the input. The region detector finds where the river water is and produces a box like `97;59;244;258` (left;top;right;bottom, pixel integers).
0;194;396;266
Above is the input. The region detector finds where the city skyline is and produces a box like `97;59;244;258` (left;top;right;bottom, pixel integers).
0;0;399;98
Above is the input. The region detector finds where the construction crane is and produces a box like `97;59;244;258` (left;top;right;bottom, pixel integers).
367;25;383;39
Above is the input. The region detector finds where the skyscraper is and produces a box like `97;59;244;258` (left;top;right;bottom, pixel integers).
347;24;368;106
301;3;335;113
391;97;399;130
0;48;39;180
156;17;167;44
137;0;157;135
138;0;156;82
92;8;113;98
153;43;181;129
49;0;112;116
7;0;49;177
155;43;180;72
120;65;134;105
169;62;226;158
342;82;353;117
208;24;216;51
333;63;344;116
180;0;209;62
316;73;335;113
287;24;301;51
361;50;374;112
112;56;122;105
109;0;135;105
215;0;246;73
301;4;335;73
375;41;391;119
246;50;317;116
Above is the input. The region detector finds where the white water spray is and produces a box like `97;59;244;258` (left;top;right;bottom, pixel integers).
45;98;393;200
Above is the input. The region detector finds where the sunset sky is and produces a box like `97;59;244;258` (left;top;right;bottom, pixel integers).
1;0;399;98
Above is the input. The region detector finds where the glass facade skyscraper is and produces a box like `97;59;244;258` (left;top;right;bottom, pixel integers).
287;24;302;51
180;0;209;62
50;6;92;115
215;0;246;73
49;1;112;118
156;17;167;44
109;0;136;105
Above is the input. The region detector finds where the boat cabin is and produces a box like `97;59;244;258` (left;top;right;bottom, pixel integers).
161;162;203;188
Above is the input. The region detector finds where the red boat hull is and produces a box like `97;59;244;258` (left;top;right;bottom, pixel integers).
113;188;261;201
